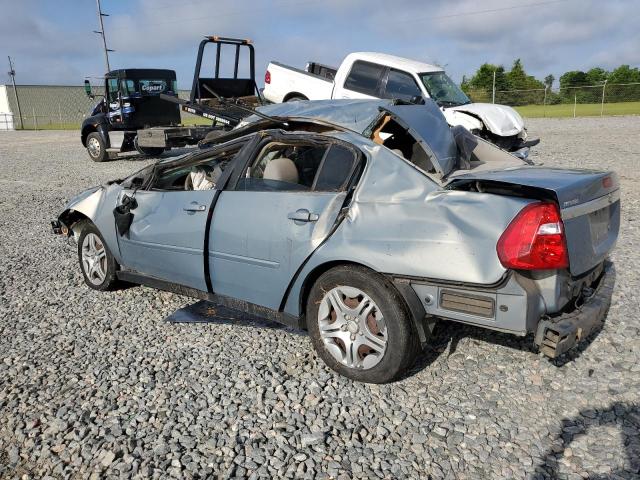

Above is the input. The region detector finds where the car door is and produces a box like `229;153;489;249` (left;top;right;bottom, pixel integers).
337;60;385;99
380;68;424;103
116;143;246;291
106;77;123;124
208;135;360;310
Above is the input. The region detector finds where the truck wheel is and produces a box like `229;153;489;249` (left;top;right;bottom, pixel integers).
76;222;119;291
86;132;108;162
306;265;419;383
286;95;308;102
134;136;165;157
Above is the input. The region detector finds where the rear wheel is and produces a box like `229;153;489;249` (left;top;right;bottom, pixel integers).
77;222;119;291
134;136;165;157
86;132;108;162
285;94;308;102
307;265;419;383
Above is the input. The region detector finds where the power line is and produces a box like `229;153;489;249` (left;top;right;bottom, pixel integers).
390;0;571;24
105;0;571;33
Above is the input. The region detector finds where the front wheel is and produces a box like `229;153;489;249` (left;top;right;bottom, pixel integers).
77;222;119;291
306;266;419;383
134;136;165;157
86;132;108;162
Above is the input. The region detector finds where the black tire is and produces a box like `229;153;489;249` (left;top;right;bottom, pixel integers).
134;136;165;157
86;132;108;162
76;222;119;291
306;265;419;383
285;95;308;102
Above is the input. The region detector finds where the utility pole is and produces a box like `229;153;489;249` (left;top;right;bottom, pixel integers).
7;56;23;130
492;70;496;104
94;0;114;72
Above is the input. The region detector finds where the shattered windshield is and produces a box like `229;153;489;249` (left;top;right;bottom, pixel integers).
419;72;471;107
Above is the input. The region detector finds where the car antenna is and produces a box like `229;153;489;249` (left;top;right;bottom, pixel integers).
201;84;289;128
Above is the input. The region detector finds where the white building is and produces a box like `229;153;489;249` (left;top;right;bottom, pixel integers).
0;85;14;130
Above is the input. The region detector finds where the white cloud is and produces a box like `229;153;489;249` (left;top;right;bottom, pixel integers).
0;0;637;86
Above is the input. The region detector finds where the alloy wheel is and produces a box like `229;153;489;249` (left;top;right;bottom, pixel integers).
81;232;107;285
317;286;388;370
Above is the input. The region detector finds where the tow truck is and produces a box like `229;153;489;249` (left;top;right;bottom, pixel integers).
81;36;263;162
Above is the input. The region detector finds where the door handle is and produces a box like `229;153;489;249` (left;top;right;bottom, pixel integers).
288;209;319;224
183;202;207;213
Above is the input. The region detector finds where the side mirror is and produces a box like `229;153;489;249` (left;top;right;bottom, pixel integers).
410;95;425;105
84;79;94;99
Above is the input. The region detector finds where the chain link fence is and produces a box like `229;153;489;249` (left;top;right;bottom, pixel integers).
1;85;201;130
2;82;639;130
466;82;640;117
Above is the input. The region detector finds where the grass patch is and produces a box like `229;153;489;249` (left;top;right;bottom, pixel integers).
515;101;640;118
11;102;639;129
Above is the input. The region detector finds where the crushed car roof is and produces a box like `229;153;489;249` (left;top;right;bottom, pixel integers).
248;98;395;134
246;98;459;177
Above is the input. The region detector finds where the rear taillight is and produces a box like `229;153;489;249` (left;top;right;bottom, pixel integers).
265;70;271;84
497;202;568;270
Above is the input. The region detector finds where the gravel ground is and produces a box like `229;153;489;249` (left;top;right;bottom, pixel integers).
1;116;639;479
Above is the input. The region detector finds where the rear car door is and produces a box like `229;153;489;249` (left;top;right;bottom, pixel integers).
209;134;361;310
116;142;247;290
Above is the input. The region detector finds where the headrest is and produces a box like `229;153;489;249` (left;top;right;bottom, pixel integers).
263;157;299;184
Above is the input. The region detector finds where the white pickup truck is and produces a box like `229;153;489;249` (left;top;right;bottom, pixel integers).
263;52;538;154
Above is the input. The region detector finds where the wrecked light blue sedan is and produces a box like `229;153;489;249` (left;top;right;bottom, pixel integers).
53;99;619;383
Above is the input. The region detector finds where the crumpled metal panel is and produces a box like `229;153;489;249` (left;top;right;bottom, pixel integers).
283;132;534;316
446;102;525;137
247;99;394;133
61;184;123;262
381;102;458;177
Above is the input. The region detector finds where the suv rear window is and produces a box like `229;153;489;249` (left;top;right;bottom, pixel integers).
344;61;384;96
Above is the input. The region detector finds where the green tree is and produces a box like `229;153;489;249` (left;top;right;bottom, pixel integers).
607;65;640;102
544;74;554;89
585;67;608;85
608;65;640;84
503;59;545;105
466;63;508;91
461;63;508;102
559;70;588;88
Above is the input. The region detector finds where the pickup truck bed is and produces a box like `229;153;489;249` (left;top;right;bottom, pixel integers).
266;62;333;102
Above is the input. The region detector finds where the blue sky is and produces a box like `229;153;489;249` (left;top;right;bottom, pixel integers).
1;0;638;89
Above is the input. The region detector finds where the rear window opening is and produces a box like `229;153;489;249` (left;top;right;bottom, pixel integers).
370;113;525;179
371;116;436;173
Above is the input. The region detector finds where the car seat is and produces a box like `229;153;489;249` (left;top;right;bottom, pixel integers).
263;157;299;184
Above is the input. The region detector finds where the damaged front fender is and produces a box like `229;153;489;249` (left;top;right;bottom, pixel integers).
57;184;123;262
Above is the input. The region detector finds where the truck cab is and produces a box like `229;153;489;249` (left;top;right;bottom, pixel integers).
82;69;182;161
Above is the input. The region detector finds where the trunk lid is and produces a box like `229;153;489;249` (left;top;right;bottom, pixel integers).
449;167;620;276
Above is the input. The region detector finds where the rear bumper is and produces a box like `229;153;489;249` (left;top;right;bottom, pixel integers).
533;262;615;358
